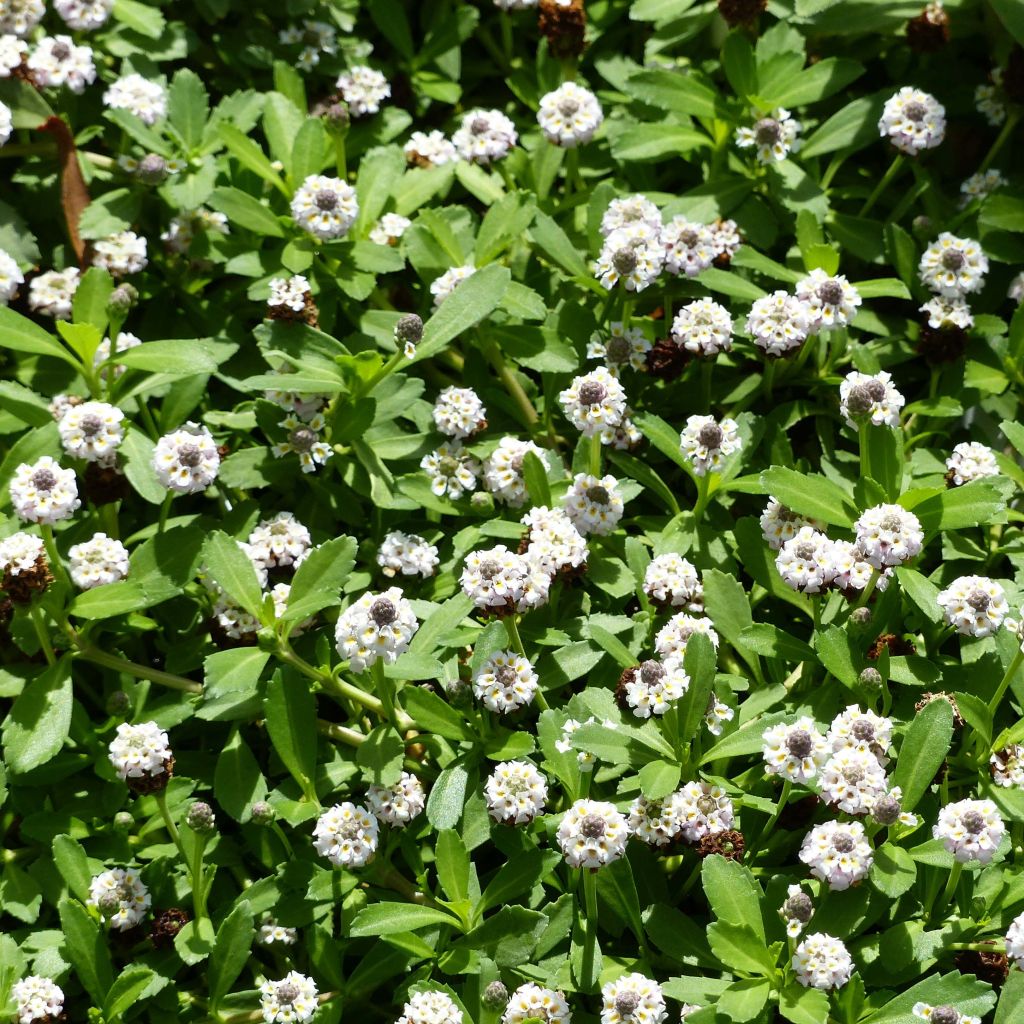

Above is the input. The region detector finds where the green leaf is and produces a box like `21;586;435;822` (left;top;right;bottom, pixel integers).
891;697;954;811
264;672;318;802
738;624;816;663
625;68;720;120
203;531;265;619
207;900;255;1008
2;656;72;774
0;381;52;427
609;124;710;162
759;466;856;527
996;971;1024;1024
435;830;471;903
401;686;472;742
214;729;268;822
800;95;882;157
816;626;860;687
779;983;830;1024
864;971;997;1024
475;190;537;265
209;186;285;237
910;480;1007;532
118;425;165;505
680;631;717;741
758;57;863;108
355;725;404;787
894;568;942;625
284;537;357;622
72;267;114;332
639;759;681;799
521;451;551;508
113;0;165;37
174;918;216;965
290;118;330;185
529;212;589;277
350;903;461;936
870;843;917;898
706;921;776;976
219;123;286;191
719;978;771;1022
115;337;223;375
0;77;55;130
168;69;209;151
104;966;155;1023
58;897;114;1004
0;306;76;364
53;835;92;902
426;755;471;829
588;624;636;669
480;848;553;912
702;855;765;940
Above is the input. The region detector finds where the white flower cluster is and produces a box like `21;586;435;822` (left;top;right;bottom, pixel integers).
313;802;379;867
921;295;973;331
108;721;171;780
623;659;689;719
460;545;551;613
0;0;44;37
661;218;715;278
564;473;624;536
557;799;629;869
247;512;311;570
153;423;220;494
559;368;627;438
485;759;548;823
28;34;95;92
87;867;151;929
336;65;390;116
377;531;439;578
271;412;333;474
94;331;141;377
259;918;298;946
792;932;854;990
278;20;335;70
587;322;650;372
422;442;480;500
162;208;229;253
267;275;311;312
0;246;23;304
396;991;463;1024
28;266;79;318
775;526;886;597
103;73;166;124
291;174;358;240
10;456;80;524
431;264;475;306
674;781;734;842
367;771;426;828
780;884;814;937
502;985;570;1024
58;400;124;464
936;575;1008;637
655;612;719;665
745;290;812;357
760;497;824;550
538;81;603;147
473;650;538;713
369;212;411;246
259;972;319;1024
521;505;588;575
671;298;733;357
434;386;487;439
679;415;741;477
762;718;829;784
818;747;889;815
11;976;64;1024
735;108;802;163
839;371;905;428
0;532;45;577
334;587;419;672
404;130;458;167
1006;909;1024;968
453;109;517;163
878;87;946;153
556;715;615;772
94;230;148;278
854;503;923;569
945;442;998;485
595;223;664;292
991;745;1024;788
933;798;1004;863
795;269;862;331
483;437;544;507
960;168;1005;205
68;533;129;589
919;233;988;298
600;974;666;1024
55;0;113;29
912;1005;980;1024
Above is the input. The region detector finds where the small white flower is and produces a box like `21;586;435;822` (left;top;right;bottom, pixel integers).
0;34;27;76
661;217;715;278
430;264;475;307
0;246;23;305
556;715;613;772
1008;272;1024;304
54;0;113;29
559;368;627;438
780;884;814;938
369;212;411;246
557;799;629;869
912;1004;979;1024
87;867;150;930
58;401;124;464
433;386;487;439
679;415;741;477
587;321;650;373
162;208;229;253
247;512;311;570
919;233;988;297
760;497;825;550
762;718;828;783
10;456;80;524
103;73;166;125
937;575;1008;637
796;269;862;331
854;504;923;569
397;991;463;1024
473;650;538;713
746;291;813;357
563;473;624;536
12;976;64;1024
828;540;891;597
259;918;298;946
674;781;734;842
827;706;892;763
153;424;220;494
271;412;333;474
279;20;336;70
710;218;741;261
601;195;662;236
267;275;311;312
367;771;426;828
819;748;889;816
291;174;358;241
334;588;418;672
68;533;129;590
377;531;439;579
503;985;570;1024
976;70;1006;127
776;527;834;595
94;331;142;378
422;442;481;500
0;532;45;578
538;80;603;147
313;803;379;867
0;0;44;37
259;972;319;1024
594;223;664;292
600;973;666;1024
643;553;702;610
108;721;171;779
655;613;719;664
933;798;1005;863
628;794;684;846
735;108;802;163
336;65;390;116
990;745;1024;788
28;267;79;318
92;231;148;276
920;296;973;330
878;87;945;153
947;443;1000;487
485;759;548;823
792;932;854;990
1006;909;1024;967
960;169;1006;205
482;437;542;505
404;130;458;167
27;34;95;93
453;109;517;164
461;545;551;613
671;298;733;357
213;596;259;640
705;694;734;736
521;505;588;574
623;659;690;719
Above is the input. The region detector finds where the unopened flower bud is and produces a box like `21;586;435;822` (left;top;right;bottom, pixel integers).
849;607;872;627
107;284;138;316
911;215;933;239
97;890;122;915
186;801;216;833
395;313;423;345
482;981;509;1010
113;811;134;833
137;153;168;184
859;667;883;688
251;801;275;825
106;690;131;716
324;101;350;132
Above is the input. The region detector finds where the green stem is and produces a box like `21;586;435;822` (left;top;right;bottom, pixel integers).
699;359;713;411
154;790;182;850
479;335;538;428
851;569;881;612
761;359;776;401
693;472;713;521
189;833;209;921
987;648;1024;718
40;525;69;589
930;860;963;923
333;133;347;178
752;778;792;857
859;152;905;216
370;658;399;732
980;109;1021;173
29;605;56;665
78;646;202;693
99;502;120;540
157;492;173;535
580;868;599;993
858;422;872;483
588;433;603;478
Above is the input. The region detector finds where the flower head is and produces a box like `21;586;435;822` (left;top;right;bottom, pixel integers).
473;650;538;713
69;533;129;589
671;298;733;356
796;270;862;331
271;412;333;473
622;659;690;718
28;34;95;92
919;233;988;297
746;291;812;357
291;175;358;240
933;798;1004;862
878;87;945;153
430;264;475;306
336;65;390;116
679;415;741;477
433;386;487;439
662;217;715;277
937;575;1008;637
367;771;426;827
854;504;923;569
502;985;570;1024
422;442;480;500
792;932;854;990
28;267;79;318
600;974;666;1024
153;424;220;494
563;473;624;535
87;867;150;929
334;587;418;671
538;81;603;146
557;799;629;869
12;976;65;1024
58;401;124;464
643;553;702;610
587;322;650;372
735;108;802;162
485;760;548;823
559;368;627;437
397;992;463;1024
103;73;166;124
247;513;311;570
377;531;439;578
404;130;458;167
453;109;517;163
108;721;172;780
313;803;379;867
10;456;80;524
595;223;664;292
762;717;828;783
259;972;319;1024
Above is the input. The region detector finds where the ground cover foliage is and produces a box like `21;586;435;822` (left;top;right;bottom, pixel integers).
3;0;1024;1023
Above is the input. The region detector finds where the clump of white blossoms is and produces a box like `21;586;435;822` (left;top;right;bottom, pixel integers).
259;919;298;946
430;264;475;307
153;423;220;494
0;96;10;145
68;533;129;590
936;575;1008;637
595;223;664;292
623;659;690;718
675;781;734;842
628;794;683;846
780;884;815;937
162;208;229;253
911;1004;980;1024
10;456;80;525
563;473;624;536
661;217;715;277
600;973;667;1024
0;0;44;37
679;415;741;477
259;972;319;1024
461;544;551;613
933;798;1005;863
854;504;923;569
334;588;419;672
521;506;588;575
502;985;571;1024
921;295;973;331
735;108;802;162
643;553;702;610
28;266;79;317
671;298;733;357
108;721;172;780
706;695;734;736
58;400;124;464
247;512;311;570
291;174;358;240
278;19;335;70
990;745;1024;788
54;0;112;28
710;217;741;261
92;230;148;276
827;706;892;762
453;109;518;163
0;532;46;581
828;540;891;597
267;275;311;313
762;718;829;783
538;80;603;146
920;234;989;301
601;194;662;236
776;527;834;595
878;87;946;153
839;371;905;429
945;442;998;486
313;802;379;867
336;65;390;116
587;322;650;373
12;976;64;1024
960;168;1006;205
271;412;333;474
792;933;854;990
404;130;458;167
746;291;812;357
369;212;411;246
433;386;487;438
0;36;27;77
0;247;24;305
27;34;95;92
760;497;825;550
103;72;166;124
377;531;439;578
367;771;426;828
422;441;480;500
94;331;141;377
796;270;862;331
655;612;719;664
1006;910;1024;968
87;867;151;930
557;799;629;869
485;759;548;824
473;650;538;713
559;367;627;437
396;991;463;1024
819;747;889;816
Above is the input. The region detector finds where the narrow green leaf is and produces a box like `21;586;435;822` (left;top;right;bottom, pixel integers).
58;897;114;1004
891;698;954;811
264;671;318;801
2;656;72;774
208;900;255;1007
